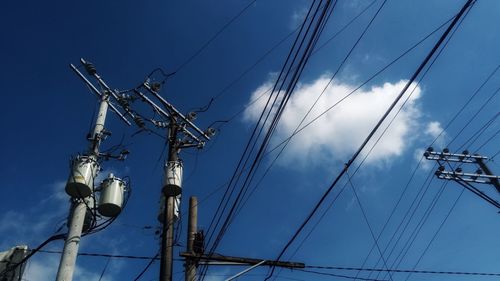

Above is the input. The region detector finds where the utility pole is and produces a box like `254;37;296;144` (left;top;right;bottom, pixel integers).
57;59;132;281
185;197;198;281
424;147;500;209
56;86;109;281
136;81;212;281
181;198;305;281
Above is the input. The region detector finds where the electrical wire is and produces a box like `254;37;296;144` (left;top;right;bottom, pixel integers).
200;1;337;279
208;0;336;258
304;265;500;277
298;269;389;281
232;12;457;223
0;234;65;278
174;0;257;73
210;0;380;127
264;1;475;280
133;252;160;281
402;188;465;281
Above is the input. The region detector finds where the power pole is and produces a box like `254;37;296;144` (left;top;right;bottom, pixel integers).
136;82;212;281
57;59;132;281
424;147;500;209
56;85;109;281
181;199;305;281
185;197;198;281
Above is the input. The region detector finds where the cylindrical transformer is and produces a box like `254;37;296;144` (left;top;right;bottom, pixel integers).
98;174;125;217
66;156;99;198
162;161;183;196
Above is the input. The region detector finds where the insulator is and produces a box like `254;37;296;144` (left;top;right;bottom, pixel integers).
205;127;216;137
438;166;445;172
426;147;434;152
151;82;161;92
98;174;126;217
134;116;145;127
443;148;449;153
66;156;99;198
187;111;197;121
455;167;463;173
462;150;469;155
423;151;430;158
84;62;97;75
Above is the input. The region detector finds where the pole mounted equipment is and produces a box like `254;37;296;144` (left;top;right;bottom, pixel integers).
424;147;500;209
56;59;134;281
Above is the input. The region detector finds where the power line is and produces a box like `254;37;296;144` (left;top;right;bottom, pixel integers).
358;7;473;277
174;0;257;73
201;1;338;279
304;265;500;277
133;252;159;281
265;1;475;279
232;11;457;225
298;269;389;281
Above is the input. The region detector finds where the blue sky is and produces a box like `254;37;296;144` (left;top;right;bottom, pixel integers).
1;0;499;280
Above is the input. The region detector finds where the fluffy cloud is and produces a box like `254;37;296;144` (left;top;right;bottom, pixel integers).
243;75;426;167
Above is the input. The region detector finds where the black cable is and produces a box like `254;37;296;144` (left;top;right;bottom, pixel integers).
448;86;500;148
210;0;335;261
236;0;387;223
132;252;160;281
97;256;112;281
402;188;465;281
474;126;500;153
298;269;389;281
174;0;257;73
346;171;395;281
304;265;500;277
232;13;456;224
203;0;321;251
360;167;437;280
376;180;448;280
354;5;473;278
200;1;334;279
266;0;474;277
457;111;499;152
0;234;65;278
212;0;379;127
244;0;395;272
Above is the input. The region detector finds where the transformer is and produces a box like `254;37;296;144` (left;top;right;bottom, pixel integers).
98;174;126;217
66;156;99;198
162;161;183;196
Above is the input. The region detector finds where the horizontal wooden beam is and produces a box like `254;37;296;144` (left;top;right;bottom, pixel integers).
179;252;305;269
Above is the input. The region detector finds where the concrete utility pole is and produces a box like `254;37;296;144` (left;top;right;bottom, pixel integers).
57;59;133;281
185;197;198;281
56;91;109;281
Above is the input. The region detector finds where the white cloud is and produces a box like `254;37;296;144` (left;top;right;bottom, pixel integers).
23;254;115;281
243;75;426;167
